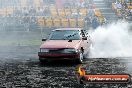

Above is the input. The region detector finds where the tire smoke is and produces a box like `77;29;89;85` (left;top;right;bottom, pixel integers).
89;21;132;58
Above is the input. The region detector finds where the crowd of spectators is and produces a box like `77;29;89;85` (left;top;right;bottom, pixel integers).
2;0;131;31
112;0;132;21
0;0;95;30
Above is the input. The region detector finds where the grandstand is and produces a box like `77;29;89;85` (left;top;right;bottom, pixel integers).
0;0;127;31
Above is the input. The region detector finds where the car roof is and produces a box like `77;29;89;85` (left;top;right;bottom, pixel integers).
54;28;82;31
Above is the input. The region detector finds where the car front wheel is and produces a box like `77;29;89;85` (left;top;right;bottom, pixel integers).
77;52;84;64
39;57;48;63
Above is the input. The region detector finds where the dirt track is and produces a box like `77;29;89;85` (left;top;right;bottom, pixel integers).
0;46;132;88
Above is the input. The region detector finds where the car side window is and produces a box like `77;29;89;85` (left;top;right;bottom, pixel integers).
81;30;86;37
83;30;90;37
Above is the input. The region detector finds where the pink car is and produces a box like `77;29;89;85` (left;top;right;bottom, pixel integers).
38;28;91;63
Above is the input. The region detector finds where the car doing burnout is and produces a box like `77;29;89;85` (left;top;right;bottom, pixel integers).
38;28;92;63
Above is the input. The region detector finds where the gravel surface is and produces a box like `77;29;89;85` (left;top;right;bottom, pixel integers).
0;46;132;88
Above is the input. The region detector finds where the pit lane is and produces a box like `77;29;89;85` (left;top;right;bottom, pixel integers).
0;46;132;88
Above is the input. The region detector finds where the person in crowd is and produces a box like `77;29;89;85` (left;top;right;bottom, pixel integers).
92;16;100;29
84;15;91;28
88;8;94;18
116;2;122;9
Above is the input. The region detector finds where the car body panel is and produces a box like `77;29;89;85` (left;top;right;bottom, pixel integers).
38;52;79;59
38;28;92;60
40;40;82;49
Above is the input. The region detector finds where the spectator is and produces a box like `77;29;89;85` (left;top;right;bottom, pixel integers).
88;9;94;18
84;16;91;27
116;2;122;9
92;16;100;29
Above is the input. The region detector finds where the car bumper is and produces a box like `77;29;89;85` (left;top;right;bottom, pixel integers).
38;52;80;59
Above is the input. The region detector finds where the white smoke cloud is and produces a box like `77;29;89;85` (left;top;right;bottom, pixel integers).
89;21;132;58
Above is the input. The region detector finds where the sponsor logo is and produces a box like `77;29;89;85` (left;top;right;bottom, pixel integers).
76;64;131;83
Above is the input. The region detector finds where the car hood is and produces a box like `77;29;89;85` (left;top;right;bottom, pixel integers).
40;40;81;49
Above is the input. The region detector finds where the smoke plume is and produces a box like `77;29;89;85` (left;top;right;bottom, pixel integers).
89;21;132;58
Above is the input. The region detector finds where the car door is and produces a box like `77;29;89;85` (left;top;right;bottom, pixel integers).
81;30;91;55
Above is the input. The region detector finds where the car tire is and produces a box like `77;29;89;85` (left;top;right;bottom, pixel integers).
79;76;86;85
39;57;47;63
79;79;84;84
77;52;84;64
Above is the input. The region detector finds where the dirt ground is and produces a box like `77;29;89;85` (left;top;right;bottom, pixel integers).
0;46;132;88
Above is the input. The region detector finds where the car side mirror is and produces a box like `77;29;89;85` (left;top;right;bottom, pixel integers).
82;37;87;40
42;38;47;41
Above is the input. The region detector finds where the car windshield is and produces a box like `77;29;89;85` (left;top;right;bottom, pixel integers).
49;30;81;40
